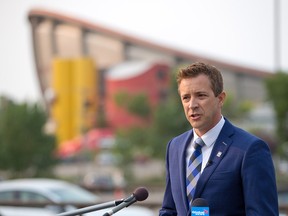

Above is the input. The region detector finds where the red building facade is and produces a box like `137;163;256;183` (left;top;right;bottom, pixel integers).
105;61;171;129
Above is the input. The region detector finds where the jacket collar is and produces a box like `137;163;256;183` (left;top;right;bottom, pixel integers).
193;118;234;200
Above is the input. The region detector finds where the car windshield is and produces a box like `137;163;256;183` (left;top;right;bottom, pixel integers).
50;186;97;203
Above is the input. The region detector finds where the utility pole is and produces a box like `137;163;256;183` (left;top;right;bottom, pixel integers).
274;0;281;72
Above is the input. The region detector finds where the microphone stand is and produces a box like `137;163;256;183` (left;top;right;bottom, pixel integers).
57;199;123;216
57;187;148;216
102;195;136;216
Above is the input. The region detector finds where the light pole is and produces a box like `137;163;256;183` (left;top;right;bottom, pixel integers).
274;0;281;72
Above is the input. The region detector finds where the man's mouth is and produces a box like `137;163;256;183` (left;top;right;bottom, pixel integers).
190;113;201;120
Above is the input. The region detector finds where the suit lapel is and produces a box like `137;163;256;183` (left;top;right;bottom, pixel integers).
194;120;234;198
178;130;193;212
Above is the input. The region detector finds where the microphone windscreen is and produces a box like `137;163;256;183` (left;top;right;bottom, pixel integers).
133;187;149;201
192;198;208;207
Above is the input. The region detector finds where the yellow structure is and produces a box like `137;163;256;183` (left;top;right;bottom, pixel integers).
51;57;97;146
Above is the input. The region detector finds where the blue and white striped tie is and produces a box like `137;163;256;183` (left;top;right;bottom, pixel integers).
186;137;205;206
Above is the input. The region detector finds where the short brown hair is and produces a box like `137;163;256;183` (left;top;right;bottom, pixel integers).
176;62;224;96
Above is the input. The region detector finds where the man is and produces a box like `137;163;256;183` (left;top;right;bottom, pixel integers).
159;62;278;215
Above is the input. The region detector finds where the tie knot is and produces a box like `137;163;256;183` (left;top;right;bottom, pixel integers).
194;137;205;150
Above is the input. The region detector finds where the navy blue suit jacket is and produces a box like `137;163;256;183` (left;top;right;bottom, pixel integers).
159;119;279;216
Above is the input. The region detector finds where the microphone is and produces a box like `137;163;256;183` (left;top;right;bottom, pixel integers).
192;198;208;207
205;160;213;168
191;198;209;216
57;199;123;216
102;187;149;216
57;187;148;216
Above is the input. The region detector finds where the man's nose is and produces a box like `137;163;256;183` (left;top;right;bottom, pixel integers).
188;98;198;109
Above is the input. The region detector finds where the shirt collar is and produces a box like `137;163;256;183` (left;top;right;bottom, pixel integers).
193;116;225;147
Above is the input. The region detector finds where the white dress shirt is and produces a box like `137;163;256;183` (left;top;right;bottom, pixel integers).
186;116;225;172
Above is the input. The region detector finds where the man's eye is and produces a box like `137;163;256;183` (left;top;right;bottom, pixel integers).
198;93;207;98
182;96;189;101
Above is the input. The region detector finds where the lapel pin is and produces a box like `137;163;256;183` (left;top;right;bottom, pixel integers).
217;151;222;157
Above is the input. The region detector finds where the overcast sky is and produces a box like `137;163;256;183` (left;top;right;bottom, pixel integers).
0;0;287;102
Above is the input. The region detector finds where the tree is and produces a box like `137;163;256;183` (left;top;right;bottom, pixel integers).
113;66;189;164
0;97;57;178
222;94;254;120
265;72;288;156
114;91;151;118
112;92;152;167
148;72;190;159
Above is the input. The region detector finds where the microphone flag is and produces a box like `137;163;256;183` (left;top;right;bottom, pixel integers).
191;198;209;216
191;207;209;216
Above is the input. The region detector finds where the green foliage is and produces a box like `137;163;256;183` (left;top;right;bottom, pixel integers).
0;97;57;178
265;72;288;154
222;94;253;120
114;91;151;117
114;91;127;106
148;100;190;159
222;94;237;119
238;100;254;114
113;66;189;166
113;127;150;162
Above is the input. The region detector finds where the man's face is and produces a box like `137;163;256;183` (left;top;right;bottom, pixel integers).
178;74;225;136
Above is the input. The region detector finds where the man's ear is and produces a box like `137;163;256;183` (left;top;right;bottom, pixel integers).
218;91;226;106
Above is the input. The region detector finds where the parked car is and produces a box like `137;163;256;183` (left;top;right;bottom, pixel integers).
82;168;126;191
0;178;155;216
0;206;55;216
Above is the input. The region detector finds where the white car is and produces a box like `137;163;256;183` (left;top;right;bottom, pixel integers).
0;178;155;216
0;206;55;216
